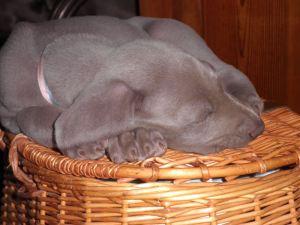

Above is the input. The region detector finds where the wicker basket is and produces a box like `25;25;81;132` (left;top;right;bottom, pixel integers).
1;107;300;225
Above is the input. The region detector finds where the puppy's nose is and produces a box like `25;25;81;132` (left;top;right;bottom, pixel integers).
238;117;265;139
249;119;264;139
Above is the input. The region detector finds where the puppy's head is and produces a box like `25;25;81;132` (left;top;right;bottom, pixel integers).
143;58;264;154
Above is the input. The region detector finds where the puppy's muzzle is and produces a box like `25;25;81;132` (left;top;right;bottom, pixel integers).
238;117;265;140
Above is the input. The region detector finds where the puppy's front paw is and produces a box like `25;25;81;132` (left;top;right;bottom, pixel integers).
107;128;167;163
64;139;108;160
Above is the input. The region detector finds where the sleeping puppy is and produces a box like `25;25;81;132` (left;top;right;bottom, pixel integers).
0;16;264;163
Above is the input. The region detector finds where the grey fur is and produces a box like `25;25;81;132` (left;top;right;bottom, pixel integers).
0;16;264;163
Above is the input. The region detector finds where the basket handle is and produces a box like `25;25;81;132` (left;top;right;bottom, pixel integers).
50;0;87;19
0;130;5;150
8;134;43;198
4;0;85;198
6;0;86;195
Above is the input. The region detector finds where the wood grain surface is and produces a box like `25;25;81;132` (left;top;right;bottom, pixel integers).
140;0;300;112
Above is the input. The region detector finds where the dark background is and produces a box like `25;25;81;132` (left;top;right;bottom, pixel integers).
1;0;300;200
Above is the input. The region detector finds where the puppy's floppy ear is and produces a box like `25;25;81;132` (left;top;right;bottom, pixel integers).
40;33;114;107
54;81;144;152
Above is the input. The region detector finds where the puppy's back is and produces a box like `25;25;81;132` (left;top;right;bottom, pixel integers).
0;16;149;113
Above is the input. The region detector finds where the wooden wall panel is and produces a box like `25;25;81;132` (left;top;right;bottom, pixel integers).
287;0;300;113
140;0;300;112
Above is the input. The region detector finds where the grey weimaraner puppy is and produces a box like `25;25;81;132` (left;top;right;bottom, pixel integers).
0;16;264;163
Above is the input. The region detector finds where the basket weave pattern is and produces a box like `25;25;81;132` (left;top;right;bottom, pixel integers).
1;107;300;224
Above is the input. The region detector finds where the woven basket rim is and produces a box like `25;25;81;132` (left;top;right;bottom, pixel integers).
2;107;300;182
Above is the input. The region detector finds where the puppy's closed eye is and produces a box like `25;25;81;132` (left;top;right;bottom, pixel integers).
224;85;263;115
248;95;264;114
200;103;214;119
193;101;214;124
218;68;263;115
176;99;214;126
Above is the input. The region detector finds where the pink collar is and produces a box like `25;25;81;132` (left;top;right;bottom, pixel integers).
37;53;56;105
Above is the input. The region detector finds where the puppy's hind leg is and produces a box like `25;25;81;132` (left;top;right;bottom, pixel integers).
16;105;62;148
